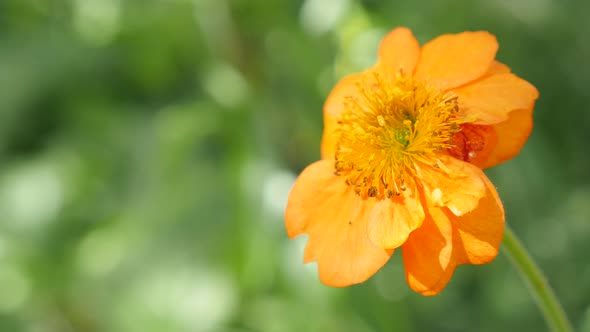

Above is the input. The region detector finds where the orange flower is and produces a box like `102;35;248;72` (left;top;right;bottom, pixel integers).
285;27;539;295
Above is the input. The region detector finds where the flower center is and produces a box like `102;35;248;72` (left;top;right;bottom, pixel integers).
334;73;460;199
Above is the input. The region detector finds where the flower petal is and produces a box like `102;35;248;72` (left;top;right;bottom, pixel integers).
401;205;454;296
402;170;503;295
415;155;486;216
447;123;497;166
452;171;505;264
377;27;420;76
321;113;339;160
486;61;510;76
414;31;498;90
323;73;364;119
321;73;364;159
285;160;393;287
368;178;425;249
480;108;533;169
454;73;539;125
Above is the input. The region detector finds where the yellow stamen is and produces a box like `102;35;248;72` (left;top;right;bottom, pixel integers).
335;72;460;199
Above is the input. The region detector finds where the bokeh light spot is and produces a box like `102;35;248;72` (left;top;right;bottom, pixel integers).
73;0;121;46
0;162;63;230
0;265;31;313
203;62;249;109
300;0;351;36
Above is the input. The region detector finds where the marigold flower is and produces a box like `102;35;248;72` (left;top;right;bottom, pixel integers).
285;27;539;295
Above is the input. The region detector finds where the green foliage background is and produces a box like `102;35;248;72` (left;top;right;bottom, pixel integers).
0;0;589;331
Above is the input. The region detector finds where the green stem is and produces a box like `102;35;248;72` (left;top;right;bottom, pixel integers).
502;225;573;332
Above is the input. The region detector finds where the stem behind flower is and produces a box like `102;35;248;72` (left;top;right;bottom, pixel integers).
502;225;573;332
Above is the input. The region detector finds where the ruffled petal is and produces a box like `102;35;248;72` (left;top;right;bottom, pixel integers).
415;155;486;216
401;205;454;296
285;160;393;287
414;31;498;90
368;178;425;249
321;73;364;159
376;27;420;77
447;123;498;167
480;108;533;169
454;73;539;125
402;170;503;295
452;171;505;264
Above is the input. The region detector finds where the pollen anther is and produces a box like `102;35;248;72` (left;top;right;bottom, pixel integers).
334;72;460;198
